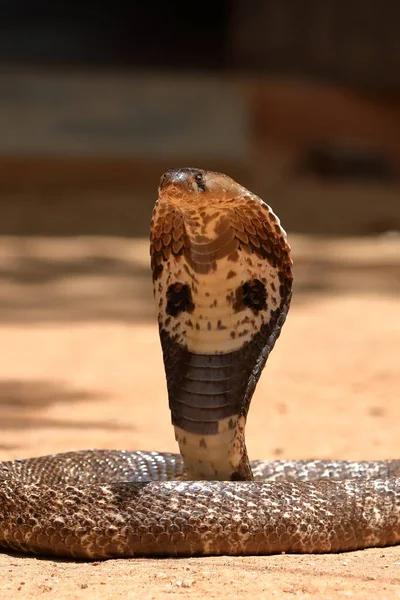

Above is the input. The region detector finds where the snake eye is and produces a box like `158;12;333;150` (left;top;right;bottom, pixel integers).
194;173;206;192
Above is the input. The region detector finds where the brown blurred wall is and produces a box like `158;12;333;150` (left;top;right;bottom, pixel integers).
0;71;399;237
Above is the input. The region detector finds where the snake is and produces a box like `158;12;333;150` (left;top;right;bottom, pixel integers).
0;167;399;559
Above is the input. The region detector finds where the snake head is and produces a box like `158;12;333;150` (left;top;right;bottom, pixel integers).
159;168;243;206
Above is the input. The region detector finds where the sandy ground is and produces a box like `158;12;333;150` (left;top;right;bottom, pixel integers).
0;234;399;599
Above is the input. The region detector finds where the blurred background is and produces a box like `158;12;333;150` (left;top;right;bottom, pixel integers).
1;0;399;321
0;1;399;460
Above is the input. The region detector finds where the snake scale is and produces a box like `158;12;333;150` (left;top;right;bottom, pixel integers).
0;168;399;559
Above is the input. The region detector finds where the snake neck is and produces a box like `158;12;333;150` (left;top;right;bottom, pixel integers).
174;420;253;481
151;169;293;482
160;329;259;481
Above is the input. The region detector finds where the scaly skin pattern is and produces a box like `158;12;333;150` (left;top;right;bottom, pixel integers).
0;168;399;559
0;451;400;558
150;168;292;480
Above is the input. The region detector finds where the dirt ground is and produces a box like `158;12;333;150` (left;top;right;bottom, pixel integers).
0;234;399;600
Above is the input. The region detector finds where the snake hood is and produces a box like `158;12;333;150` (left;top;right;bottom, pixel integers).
151;168;293;481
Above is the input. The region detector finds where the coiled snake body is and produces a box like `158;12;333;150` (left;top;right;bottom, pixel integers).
0;168;399;559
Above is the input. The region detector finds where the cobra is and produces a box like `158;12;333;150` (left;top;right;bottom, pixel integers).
0;167;399;559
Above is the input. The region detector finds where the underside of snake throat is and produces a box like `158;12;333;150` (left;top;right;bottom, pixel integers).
0;167;399;559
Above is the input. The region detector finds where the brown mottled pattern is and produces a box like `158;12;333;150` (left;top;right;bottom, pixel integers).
0;168;399;559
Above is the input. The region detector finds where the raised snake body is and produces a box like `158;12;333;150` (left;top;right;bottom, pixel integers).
0;168;399;559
